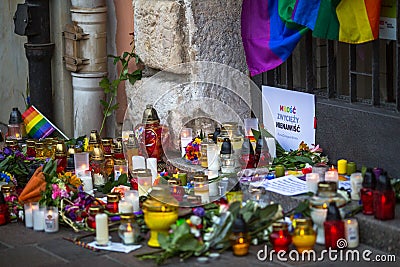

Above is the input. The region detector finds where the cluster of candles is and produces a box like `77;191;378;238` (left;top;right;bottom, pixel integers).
23;203;59;233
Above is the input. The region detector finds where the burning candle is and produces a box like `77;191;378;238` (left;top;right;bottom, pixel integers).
44;207;59;233
325;170;338;183
345;218;359;248
306;173;319;194
24;203;33;228
74;152;89;173
137;169;152;197
95;213;109;246
337;159;347;175
180;128;193;157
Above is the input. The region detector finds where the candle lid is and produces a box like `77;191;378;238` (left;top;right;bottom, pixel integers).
193;174;207;183
101;137;113;146
220;138;232;155
362;169;376;189
143;186;178;212
232;214;247;233
107;193;120;203
89;130;100;144
120;214;135;222
212;127;221;143
376;172;393;191
294;218;313;227
272;222;289;231
55;140;67;156
5;139;17;146
1;185;13;193
89;205;103;214
26;139;35;146
126;134;138;148
9;107;23;124
326;202;342;221
91;144;104;160
142;104;160;124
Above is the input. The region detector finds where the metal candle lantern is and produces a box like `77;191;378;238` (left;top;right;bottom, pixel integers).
229;214;250;256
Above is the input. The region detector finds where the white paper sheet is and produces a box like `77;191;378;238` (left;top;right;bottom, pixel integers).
253;175;308;196
87;241;142;253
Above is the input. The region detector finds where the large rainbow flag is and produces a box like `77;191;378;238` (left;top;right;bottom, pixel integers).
241;0;309;76
282;0;382;44
22;106;56;139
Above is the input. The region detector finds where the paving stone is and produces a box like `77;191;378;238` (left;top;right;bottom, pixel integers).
0;246;64;267
42;255;125;267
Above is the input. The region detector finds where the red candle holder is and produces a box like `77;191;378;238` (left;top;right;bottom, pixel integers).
323;202;345;249
374;173;395;220
106;194;119;213
269;222;291;252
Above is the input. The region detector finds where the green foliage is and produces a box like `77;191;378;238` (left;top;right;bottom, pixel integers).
101;173;130;194
99;46;142;135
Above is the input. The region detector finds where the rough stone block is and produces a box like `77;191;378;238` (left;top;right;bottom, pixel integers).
133;0;187;70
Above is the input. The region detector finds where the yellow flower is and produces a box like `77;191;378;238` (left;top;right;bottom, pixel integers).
83;137;89;151
69;174;82;187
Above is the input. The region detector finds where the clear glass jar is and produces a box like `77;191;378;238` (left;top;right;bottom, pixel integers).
217;122;244;167
90;144;108;189
193;175;209;204
118;214;141;245
200;137;213;168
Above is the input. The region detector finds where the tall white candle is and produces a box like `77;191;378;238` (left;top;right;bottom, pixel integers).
24;203;33;228
306;173;319;194
44;207;59;233
345;218;359;248
181;128;193;157
132;156;146;170
33;205;45;231
208;181;219;197
265;137;276;159
95;213;109;246
207;143;220;171
146;158;158;185
350;173;363;200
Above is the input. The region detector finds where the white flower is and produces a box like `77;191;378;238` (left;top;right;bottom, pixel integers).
190;215;202;226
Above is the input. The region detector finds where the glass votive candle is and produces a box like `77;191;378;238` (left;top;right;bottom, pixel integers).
24;202;34;228
106;193;120;213
312;164;329;181
193;175;210;204
269;222;292;252
44;206;59;233
124;190;140;212
137;169;152;197
33;204;45;231
118;200;133;214
132;156;146;170
292;218;316;253
324;170;338;183
306;173;319;194
114;164;128;181
74;152;89;173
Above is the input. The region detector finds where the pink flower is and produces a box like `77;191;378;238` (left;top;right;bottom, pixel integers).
52;184;61;200
310;144;321;153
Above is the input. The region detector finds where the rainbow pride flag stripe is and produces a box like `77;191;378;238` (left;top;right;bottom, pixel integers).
22;106;55;139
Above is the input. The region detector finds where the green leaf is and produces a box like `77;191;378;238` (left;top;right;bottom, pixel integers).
176;234;201;252
100;99;109;107
102;181;114;194
252;129;261;141
258;203;279;221
158;232;170;250
292;156;313;164
122;51;129;59
111;79;120;90
117;173;128;185
113;56;120;65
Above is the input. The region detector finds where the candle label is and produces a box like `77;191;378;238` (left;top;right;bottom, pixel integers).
45;218;55;230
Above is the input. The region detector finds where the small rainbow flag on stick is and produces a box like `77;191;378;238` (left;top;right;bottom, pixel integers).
22;105;68;139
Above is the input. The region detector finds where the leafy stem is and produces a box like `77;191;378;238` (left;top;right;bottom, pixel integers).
99;43;142;135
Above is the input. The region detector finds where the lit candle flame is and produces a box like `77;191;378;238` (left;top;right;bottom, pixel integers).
238;237;244;244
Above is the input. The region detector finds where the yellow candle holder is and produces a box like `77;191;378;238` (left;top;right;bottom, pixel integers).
142;186;179;248
292;218;316;253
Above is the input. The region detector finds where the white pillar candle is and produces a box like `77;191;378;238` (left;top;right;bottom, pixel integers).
124;190;140;212
306;173;319;194
146;158;158;185
180;128;193;157
33;205;45;231
24;203;33;228
132;156;146;170
350;172;363;201
123;228;135;245
218;178;229;196
44;207;59;233
77;170;93;192
324;170;338;183
118;200;133;214
95;213;109;246
207;143;220;171
345;218;359;248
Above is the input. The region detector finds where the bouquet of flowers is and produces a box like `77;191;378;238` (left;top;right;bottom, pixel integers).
184;137;202;164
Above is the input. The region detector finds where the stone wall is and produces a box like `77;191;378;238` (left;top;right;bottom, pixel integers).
126;0;250;150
